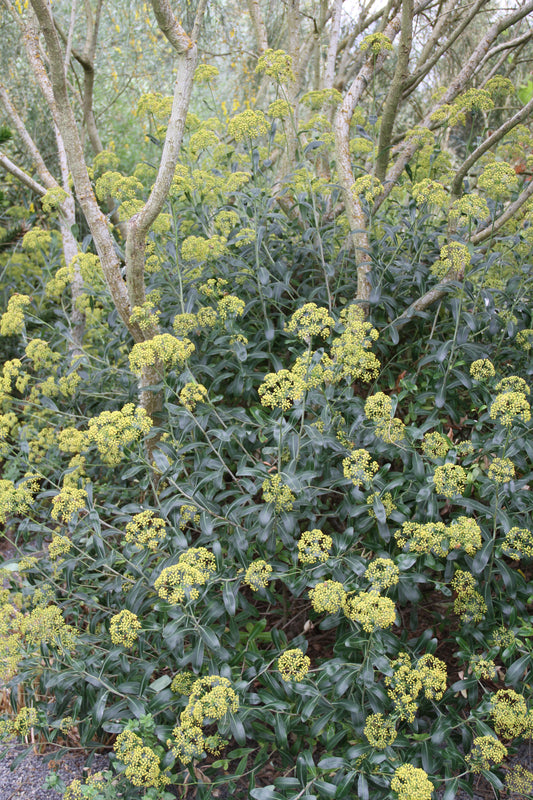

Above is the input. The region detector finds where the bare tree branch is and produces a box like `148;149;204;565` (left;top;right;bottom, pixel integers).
375;0;413;183
471;179;533;245
29;0;136;339
247;0;268;54
0;151;47;195
324;0;343;90
377;0;533;211
451;94;533;200
0;84;57;189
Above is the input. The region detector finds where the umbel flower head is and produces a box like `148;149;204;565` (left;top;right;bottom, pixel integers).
243;559;272;591
109;610;141;648
364;713;397;748
297;529;332;564
129;334;194;375
278;648;311;682
343;449;379;488
309;580;346;613
343;591;396;632
490;391;531;427
487;457;515;484
285;303;334;341
470;358;495;380
113;729;169;788
433;463;467;497
154;548;216;603
490;689;531;739
391;764;434;800
262;474;295;513
125;510;166;551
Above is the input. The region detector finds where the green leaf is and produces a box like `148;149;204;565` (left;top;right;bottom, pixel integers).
149;675;172;693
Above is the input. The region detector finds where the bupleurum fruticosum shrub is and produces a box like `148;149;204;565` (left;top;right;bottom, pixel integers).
0;76;533;800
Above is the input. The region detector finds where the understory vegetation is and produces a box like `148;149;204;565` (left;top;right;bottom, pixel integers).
0;1;532;799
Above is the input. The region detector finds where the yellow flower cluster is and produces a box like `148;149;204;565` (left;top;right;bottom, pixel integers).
259;369;306;411
217;295;245;321
452;570;487;623
360;33;393;53
256;49;294;82
243;559;272;591
0;476;39;524
365;558;399;591
328;305;380;383
297;529;332;564
22;227;52;251
391;764;434;800
51;486;87;523
86;404;152;465
168;675;237;764
285;303;334;341
173;312;198;337
343;591;396;632
433;463;467;497
154;548;216;603
194;64;219;83
12;706;38;737
363;713;397;748
516;329;533;351
125;510;167;551
95;171;143;202
366;491;396;519
343;449;379;488
171;671;195;694
487;457;515;483
0;294;31;336
505;765;533;796
350;136;374;156
502;527;533;559
478;161;518;199
385;652;446;722
268;99;291;118
301;88;342;109
48;535;72;561
421;431;450;459
57;427;88;454
129;302;160;332
490;391;531;426
278;648;310;682
92;149;119;175
364;392;393;420
227;110;268;142
495;375;530;395
352;175;384;204
431;241;471;280
449;194;489;226
110;610;141;647
20;604;77;650
262;474;295;513
181;234;227;262
309;580;346;613
490;626;516;650
25;338;61;371
470;359;495;380
375;417;406;444
490;689;531;739
179;382;209;412
469;656;497;680
214;210;240;237
412;179;448;207
41;186;68;215
417;654;447;700
179;504;200;529
129;334;195;375
114;729;168;788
